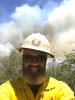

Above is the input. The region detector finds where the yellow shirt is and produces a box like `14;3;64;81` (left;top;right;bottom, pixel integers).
0;77;74;100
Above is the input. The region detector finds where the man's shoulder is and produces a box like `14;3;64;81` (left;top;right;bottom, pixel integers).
0;77;21;88
48;77;60;84
0;80;10;87
48;77;74;93
48;77;69;88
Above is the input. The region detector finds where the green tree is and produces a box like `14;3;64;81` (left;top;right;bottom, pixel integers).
58;52;75;91
0;49;22;83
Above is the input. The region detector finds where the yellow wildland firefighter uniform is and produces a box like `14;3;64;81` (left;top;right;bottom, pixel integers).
0;76;74;100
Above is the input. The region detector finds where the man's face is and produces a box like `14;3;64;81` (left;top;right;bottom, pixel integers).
22;49;47;85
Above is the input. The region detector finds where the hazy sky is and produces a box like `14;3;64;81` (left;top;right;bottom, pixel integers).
0;0;75;58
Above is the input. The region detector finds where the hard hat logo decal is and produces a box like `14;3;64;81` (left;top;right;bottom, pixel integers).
32;39;41;47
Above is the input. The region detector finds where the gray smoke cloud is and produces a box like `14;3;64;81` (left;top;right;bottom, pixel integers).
0;4;56;48
48;0;75;57
11;4;56;40
0;0;75;58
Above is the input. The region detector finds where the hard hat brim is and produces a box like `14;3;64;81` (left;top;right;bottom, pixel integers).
17;47;54;58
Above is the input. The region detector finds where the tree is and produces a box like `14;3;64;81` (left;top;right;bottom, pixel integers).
0;49;22;83
58;52;75;91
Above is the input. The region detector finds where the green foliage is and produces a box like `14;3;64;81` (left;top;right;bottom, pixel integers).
0;49;22;83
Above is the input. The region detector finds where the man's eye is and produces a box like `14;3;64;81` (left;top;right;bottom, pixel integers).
38;55;47;62
23;55;47;62
25;55;31;61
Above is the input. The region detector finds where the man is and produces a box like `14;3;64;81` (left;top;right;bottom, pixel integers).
0;33;74;100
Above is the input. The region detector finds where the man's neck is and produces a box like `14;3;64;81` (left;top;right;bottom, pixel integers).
28;84;41;97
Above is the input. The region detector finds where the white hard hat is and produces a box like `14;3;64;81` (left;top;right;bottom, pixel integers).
19;33;54;58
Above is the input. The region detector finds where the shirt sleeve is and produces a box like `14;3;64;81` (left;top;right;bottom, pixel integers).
0;86;10;100
0;81;15;100
57;81;75;100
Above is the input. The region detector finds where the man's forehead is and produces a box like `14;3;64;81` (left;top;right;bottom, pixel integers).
22;49;46;55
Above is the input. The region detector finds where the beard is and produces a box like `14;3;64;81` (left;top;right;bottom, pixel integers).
22;64;46;85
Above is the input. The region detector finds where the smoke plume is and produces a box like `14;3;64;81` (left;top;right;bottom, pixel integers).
48;0;75;57
0;0;75;58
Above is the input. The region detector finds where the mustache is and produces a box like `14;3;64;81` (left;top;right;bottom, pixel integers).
25;63;43;69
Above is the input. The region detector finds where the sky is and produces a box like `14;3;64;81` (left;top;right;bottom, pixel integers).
0;0;63;23
0;0;75;59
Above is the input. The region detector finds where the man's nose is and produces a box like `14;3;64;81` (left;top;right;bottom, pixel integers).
29;61;40;67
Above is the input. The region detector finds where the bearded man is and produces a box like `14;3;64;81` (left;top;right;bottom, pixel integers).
0;33;74;100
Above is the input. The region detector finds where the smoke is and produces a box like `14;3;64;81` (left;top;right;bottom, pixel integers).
0;42;13;57
53;29;75;57
11;4;56;39
48;0;75;32
0;21;23;47
11;5;43;34
0;4;56;48
48;0;75;57
0;0;75;58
